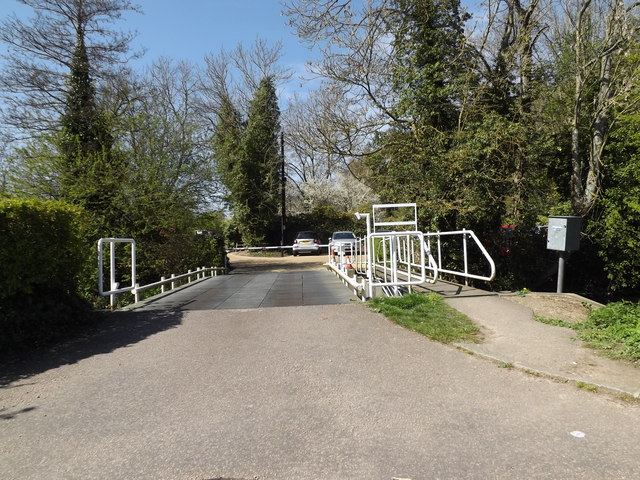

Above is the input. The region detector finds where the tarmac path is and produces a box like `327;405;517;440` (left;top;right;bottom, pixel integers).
1;254;640;479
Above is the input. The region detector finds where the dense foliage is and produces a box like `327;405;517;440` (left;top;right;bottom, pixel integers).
283;0;640;299
214;77;282;246
580;301;640;362
0;198;93;351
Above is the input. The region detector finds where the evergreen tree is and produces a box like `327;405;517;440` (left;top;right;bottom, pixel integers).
241;77;281;245
213;77;281;246
390;0;470;132
58;17;121;219
213;96;246;206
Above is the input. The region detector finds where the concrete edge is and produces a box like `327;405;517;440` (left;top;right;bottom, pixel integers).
453;344;640;400
497;291;604;308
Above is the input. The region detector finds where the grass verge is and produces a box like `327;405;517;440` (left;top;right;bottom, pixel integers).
369;293;482;344
534;301;640;364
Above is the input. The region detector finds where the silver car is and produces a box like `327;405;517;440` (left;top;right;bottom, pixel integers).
292;231;321;255
329;231;357;255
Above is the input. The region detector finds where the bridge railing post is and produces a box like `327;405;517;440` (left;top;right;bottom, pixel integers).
161;276;166;293
171;273;176;290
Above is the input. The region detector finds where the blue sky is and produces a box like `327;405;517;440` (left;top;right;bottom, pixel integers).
124;0;313;70
0;1;314;77
0;0;480;101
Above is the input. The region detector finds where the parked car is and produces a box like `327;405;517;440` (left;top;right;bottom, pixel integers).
292;231;321;256
329;231;357;255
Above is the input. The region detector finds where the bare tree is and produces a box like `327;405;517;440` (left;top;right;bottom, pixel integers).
200;38;291;125
0;0;141;139
467;0;549;116
557;0;640;215
119;58;220;208
283;0;399;158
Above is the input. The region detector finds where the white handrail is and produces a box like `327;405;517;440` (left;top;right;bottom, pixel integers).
131;266;228;303
352;205;496;298
423;230;496;282
98;237;227;309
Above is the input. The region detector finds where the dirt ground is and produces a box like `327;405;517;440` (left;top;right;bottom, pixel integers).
502;292;601;323
227;251;327;273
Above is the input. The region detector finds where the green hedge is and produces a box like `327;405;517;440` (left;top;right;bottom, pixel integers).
0;198;92;352
0;198;88;298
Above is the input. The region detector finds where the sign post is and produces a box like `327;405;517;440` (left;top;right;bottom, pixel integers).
546;216;582;293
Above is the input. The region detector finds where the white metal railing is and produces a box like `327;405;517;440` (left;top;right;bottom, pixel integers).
368;231;428;296
98;238;137;303
326;242;366;298
424;229;496;283
130;266;227;304
98;238;227;309
343;204;496;298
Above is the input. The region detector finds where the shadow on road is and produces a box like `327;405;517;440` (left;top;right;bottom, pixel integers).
0;309;183;388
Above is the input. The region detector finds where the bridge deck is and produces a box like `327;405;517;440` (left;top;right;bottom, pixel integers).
131;269;358;311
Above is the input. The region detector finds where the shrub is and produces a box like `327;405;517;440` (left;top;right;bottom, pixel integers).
0;198;89;298
0;198;92;352
579;301;640;362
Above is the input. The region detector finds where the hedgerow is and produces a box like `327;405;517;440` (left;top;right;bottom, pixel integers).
0;198;93;352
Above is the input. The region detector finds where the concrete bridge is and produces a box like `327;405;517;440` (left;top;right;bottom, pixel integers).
129;252;357;311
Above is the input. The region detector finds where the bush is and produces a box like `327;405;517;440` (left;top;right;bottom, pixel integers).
579;301;640;362
0;198;93;352
0;198;89;298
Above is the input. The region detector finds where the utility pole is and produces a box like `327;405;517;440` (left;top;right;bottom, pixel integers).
280;131;286;256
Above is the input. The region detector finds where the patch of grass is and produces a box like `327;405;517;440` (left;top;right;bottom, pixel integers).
498;361;514;369
577;381;598;392
369;293;481;344
578;301;640;363
534;301;640;364
534;315;577;329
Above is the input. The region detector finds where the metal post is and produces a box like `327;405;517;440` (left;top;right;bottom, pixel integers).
161;276;166;293
171;273;176;290
280;131;286;257
463;229;469;286
390;235;398;296
557;252;567;293
134;283;140;303
437;232;442;272
109;241;116;310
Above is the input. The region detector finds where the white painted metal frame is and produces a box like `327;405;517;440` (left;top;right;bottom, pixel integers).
348;203;496;298
372;203;418;232
424;229;496;282
368;231;428;296
98;237;227;309
97;238;136;308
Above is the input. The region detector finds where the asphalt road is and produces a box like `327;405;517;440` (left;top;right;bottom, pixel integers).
2;258;640;479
